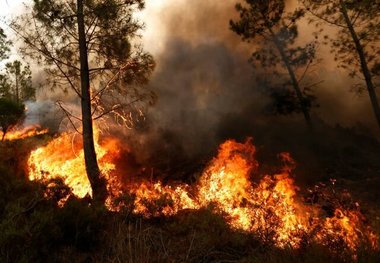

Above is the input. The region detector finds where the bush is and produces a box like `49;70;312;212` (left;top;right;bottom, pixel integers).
0;98;25;141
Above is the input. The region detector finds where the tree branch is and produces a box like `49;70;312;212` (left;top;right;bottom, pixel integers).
56;100;82;134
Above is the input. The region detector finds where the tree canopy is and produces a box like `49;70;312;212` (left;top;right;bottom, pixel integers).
0;60;35;102
0;27;10;61
13;0;155;129
230;0;318;126
12;0;155;202
302;0;380;129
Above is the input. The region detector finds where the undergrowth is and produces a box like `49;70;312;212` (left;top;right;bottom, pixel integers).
0;132;380;262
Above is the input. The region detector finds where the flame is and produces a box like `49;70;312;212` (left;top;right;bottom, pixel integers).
27;131;378;253
28;129;117;200
1;125;48;141
127;140;311;247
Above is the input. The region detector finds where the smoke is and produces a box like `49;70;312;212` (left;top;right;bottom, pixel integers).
24;100;62;132
89;0;380;185
117;0;265;166
16;0;379;177
128;39;267;160
113;0;375;168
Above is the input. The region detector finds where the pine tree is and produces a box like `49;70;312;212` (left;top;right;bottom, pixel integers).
231;0;318;127
12;0;155;202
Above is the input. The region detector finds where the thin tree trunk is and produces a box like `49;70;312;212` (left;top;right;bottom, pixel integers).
340;1;380;129
77;0;107;203
15;71;19;104
269;28;313;128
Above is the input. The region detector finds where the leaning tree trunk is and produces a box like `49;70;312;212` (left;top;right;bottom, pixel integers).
77;0;107;203
269;29;313;128
340;1;380;129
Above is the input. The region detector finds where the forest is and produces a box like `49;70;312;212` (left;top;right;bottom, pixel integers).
0;0;380;262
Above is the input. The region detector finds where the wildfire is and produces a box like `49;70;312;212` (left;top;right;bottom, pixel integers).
28;129;118;200
27;130;378;254
1;125;48;141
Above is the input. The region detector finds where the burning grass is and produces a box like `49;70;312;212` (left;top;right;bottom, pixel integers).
0;125;48;142
26;129;379;259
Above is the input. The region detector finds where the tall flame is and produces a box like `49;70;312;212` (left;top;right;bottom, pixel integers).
28;129;116;199
27;130;378;253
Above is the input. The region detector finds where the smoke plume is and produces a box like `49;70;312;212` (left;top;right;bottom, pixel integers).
17;0;379;181
116;0;378;168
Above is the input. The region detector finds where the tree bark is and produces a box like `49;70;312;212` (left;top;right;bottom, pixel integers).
340;1;380;129
268;28;313;128
77;0;107;203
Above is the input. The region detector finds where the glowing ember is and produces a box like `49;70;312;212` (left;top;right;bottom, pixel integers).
131;182;198;217
27;131;378;253
1;125;48;141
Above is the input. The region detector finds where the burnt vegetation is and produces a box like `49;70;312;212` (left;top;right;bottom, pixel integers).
0;0;380;262
1;126;380;262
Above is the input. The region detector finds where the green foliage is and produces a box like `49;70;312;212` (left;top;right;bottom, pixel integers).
0;98;25;141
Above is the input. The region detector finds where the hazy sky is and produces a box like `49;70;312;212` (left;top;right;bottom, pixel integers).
0;0;377;131
0;0;26;21
0;0;165;54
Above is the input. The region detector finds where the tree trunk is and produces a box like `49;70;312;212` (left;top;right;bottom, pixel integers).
15;71;19;104
77;0;107;203
340;1;380;129
268;28;313;128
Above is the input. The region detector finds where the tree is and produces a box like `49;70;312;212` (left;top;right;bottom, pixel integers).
230;0;318;127
0;27;11;98
0;98;25;141
2;60;35;102
0;29;33;102
12;0;155;202
302;0;380;129
0;74;12;99
0;27;10;61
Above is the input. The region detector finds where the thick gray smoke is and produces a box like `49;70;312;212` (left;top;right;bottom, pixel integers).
119;0;379;168
19;0;378;173
125;39;268;163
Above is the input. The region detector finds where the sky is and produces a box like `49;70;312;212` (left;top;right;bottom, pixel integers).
0;0;29;64
0;0;165;55
0;0;25;25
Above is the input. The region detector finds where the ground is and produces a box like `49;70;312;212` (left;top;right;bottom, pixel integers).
0;122;380;263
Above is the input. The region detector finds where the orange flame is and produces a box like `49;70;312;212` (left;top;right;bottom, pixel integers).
27;131;378;253
28;129;116;200
1;125;48;141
